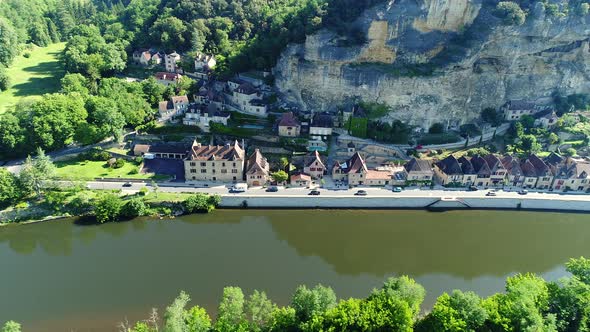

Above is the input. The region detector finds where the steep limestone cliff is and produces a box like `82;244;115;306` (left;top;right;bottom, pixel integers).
274;0;590;128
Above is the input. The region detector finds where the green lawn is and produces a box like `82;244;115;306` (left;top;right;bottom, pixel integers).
0;42;66;113
55;160;169;181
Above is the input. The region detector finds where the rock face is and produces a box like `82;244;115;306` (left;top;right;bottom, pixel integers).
274;0;590;128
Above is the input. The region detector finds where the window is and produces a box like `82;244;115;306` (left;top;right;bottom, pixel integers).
233;163;236;167
200;162;206;167
221;169;227;174
232;169;238;173
190;169;196;174
212;162;215;167
212;169;216;173
201;169;207;173
222;162;226;167
190;162;196;167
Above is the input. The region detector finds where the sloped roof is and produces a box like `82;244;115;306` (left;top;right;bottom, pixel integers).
458;156;476;175
312;113;334;128
235;82;258;95
159;101;172;112
304;151;326;169
527;154;551;176
501;155;523;176
291;173;312;182
246;149;269;175
404;158;432;173
335;152;367;174
278;112;300;127
366;170;392;180
483;154;504;171
435;155;463;175
171;95;189;104
544;152;564;166
521;159;538;177
471;156;491;176
188;141;244;161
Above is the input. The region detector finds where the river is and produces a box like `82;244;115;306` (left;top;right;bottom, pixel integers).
1;209;590;331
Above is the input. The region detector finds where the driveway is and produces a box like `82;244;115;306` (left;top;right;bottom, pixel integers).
142;159;185;181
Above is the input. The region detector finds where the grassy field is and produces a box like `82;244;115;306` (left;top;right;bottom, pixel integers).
55;160;169;181
0;42;66;113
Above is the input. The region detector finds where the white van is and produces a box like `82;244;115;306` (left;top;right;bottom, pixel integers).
230;183;248;193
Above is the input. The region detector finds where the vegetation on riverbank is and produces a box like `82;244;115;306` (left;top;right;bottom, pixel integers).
62;257;587;332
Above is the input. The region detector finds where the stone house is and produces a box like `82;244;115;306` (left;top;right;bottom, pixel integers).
290;173;312;187
183;103;230;131
433;155;465;185
333;152;393;186
468;156;492;187
551;157;590;191
184;141;245;183
159;95;189;122
483;154;508;186
458;156;477;186
155;72;182;86
194;52;216;71
230;82;268;117
278;112;301;137
246;149;270;187
310;113;334;141
502;100;539;121
165;51;181;73
404;158;433;184
534;110;559;128
502;155;525;187
303;151;326;180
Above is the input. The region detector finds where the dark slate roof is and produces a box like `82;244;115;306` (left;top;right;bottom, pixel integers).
544;152;564;166
527;154;551;176
312;113;334;128
404;158;432;173
334;152;367;174
458;156;476;175
435;155;463;175
501;155;523;176
471;156;491;176
520;159;538;177
483;154;503;171
506;100;535;110
278;112;300;127
235;82;258;95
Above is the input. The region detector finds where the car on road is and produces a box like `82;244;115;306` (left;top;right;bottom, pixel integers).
469;186;478;191
308;190;321;196
122;182;132;188
392;187;403;193
486;191;497;197
230;183;248;193
354;190;368;196
518;189;528;195
266;186;279;192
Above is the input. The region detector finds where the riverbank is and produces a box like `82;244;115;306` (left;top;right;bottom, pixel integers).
219;191;590;212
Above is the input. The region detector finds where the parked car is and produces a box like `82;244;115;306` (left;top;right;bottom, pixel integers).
518;189;528;195
392;187;403;193
486;191;497;197
308;190;321;196
266;186;279;192
230;183;248;193
469;186;478;191
122;182;132;188
354;190;368;196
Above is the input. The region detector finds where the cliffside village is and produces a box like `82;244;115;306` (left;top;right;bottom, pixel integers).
128;48;590;193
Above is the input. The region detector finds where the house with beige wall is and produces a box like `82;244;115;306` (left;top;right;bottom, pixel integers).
184;141;245;183
246;149;270;187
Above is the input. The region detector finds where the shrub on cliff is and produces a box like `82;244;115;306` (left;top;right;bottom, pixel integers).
121;198;148;218
496;2;527;25
94;193;123;223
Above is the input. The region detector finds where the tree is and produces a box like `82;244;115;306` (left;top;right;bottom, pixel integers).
291;284;337;323
183;194;219;213
481;107;503;127
0;18;19;66
518;135;542;154
19;148;56;198
0;168;22;208
548;132;560;145
185;305;212;332
1;321;21;332
547;276;590;332
151;16;188;51
429;123;445;134
566;257;590;285
271;170;288;184
214;286;247;332
496;2;526;25
267;307;297;332
245;290;276;331
0;112;25;158
85;96;126;142
417;290;487;332
164;291;190;332
564;147;577;157
121;198;148;218
279;157;290;170
0;66;10;91
519;114;535;129
377;276;425;319
94;193;122;223
60;73;89;95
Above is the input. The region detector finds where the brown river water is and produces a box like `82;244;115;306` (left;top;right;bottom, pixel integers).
1;209;590;331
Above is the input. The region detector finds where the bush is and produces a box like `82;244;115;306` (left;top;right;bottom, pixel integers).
121;198;147;218
94;193;123;223
113;158;126;169
79;148;111;161
138;187;149;196
0;67;10;91
23;52;31;58
182;194;220;214
496;1;526;25
128;167;139;175
564;147;577;157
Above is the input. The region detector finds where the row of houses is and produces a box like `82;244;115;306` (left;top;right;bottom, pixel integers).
434;153;590;191
133;49;216;74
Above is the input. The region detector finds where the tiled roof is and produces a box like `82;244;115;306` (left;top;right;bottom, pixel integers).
159;101;172;112
501;155;523;176
155;72;182;81
235;82;258;95
544;152;564;166
278;112;300;127
365;170;392;180
291;173;312;182
458;156;476;175
335;152;367;174
304;151;325;169
435;155;463;175
471;156;491;176
171;95;189;104
404;158;432;173
520;159;538;177
246;149;269;175
188;141;244;161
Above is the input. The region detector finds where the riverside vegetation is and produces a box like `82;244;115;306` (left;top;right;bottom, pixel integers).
3;257;587;332
0;148;220;223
